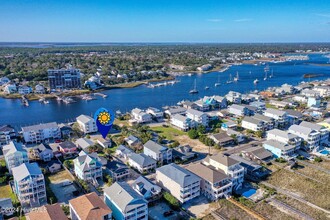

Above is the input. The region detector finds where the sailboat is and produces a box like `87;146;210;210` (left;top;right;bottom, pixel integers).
215;74;221;87
264;70;267;81
269;69;273;78
205;86;210;90
233;71;239;82
189;79;199;94
254;79;259;84
226;74;233;84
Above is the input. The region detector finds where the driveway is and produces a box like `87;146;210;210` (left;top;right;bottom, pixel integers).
149;202;178;220
49;179;78;204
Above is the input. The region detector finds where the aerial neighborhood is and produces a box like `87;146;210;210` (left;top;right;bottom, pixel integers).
1;74;330;220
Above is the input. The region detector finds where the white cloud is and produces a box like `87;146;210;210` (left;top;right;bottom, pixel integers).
315;13;330;18
234;18;252;22
206;18;223;22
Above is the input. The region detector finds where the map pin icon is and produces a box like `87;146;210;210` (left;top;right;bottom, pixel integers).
94;107;115;138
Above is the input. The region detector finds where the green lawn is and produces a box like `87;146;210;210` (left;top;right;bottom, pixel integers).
151;126;186;140
0;184;11;198
265;103;277;109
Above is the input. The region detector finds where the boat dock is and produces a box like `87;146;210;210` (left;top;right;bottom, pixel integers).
94;93;107;98
21;96;29;107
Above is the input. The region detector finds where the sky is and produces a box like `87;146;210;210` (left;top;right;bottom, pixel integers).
0;0;330;43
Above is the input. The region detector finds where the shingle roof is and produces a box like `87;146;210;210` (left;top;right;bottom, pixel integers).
27;203;68;220
172;114;189;122
128;153;156;167
208;154;239;167
59;141;76;149
69;192;111;220
253;114;274;123
263;139;296;151
22;122;58;132
264;108;286;117
156;163;201;187
12;163;42;181
74;152;102;172
104;182;146;213
243;116;263;125
33;143;52;153
211;133;234;142
186;108;205;117
0;125;14;133
299;121;323;131
75;138;94;150
144;140;167;154
267;129;299;140
185;162;228;183
242;146;273;160
230;104;246;111
285;109;303;118
76;114;94;124
3;141;26;156
289;124;314;136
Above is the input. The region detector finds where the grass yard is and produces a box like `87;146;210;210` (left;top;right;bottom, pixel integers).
276;194;330;220
215;199;256;220
295;163;330;183
267;168;330;210
265;103;277;109
151;126;186;140
0;184;12;198
48;170;74;182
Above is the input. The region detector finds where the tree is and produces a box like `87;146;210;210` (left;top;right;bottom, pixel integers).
158;135;166;144
63;160;73;169
61;205;70;215
169;140;180;148
163;192;180;210
255;130;263;138
188;129;199;139
197;125;206;135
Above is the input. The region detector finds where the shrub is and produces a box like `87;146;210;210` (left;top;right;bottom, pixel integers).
61;205;70;215
314;157;323;163
163;192;180;210
188;129;199;139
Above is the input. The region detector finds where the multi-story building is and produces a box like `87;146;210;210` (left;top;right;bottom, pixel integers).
76;114;97;134
263;108;288;129
26;203;68;220
143;140;172;164
146;107;164;119
131;108;152;124
128;153;157;173
12;163;47;208
21;122;61;143
48;67;81;90
132;176;162;202
266;129;302;147
30;143;54;162
226;91;242;104
18;85;32;95
252;114;275;130
300;121;329;146
185;162;232;201
170;114;191;131
69;192;112;220
289;124;321;151
241;117;265;131
4;83;17;94
186;109;209;127
203;154;245;190
0;125;16;146
263;139;299;159
156;163;201;203
3;141;29;173
228;104;251;117
104;182;148;220
73;151;102;184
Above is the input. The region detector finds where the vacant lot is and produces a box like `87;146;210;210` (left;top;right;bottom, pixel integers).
295;163;330;183
276;194;330;220
311;160;330;170
151;126;186;140
0;184;11;198
214;199;256;220
254;200;297;220
48;170;74;182
267;168;330;210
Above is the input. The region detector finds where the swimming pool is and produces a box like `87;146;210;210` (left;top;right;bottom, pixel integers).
242;188;257;198
320;149;329;155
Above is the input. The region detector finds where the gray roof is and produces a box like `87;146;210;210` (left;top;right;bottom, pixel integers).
117;145;133;154
243;116;263;125
242;146;273;160
172;114;189;122
264;108;286;117
208;154;239;167
211;133;234;143
157;163;201;187
104;182;147;212
75;138;94;150
253;114;274;123
263;139;296;151
185;162;228;183
0;198;13;209
267;129;299;140
59;141;77;149
299;121;323;131
22;122;58;132
166;106;186;115
186;108;205;117
3;141;26;156
74;151;102;172
144;140;167;153
285;109;303;118
76;114;94;124
289;124;314;136
129;153;156;167
0;125;15;133
12;162;42;181
229;104;246;111
33;143;52;153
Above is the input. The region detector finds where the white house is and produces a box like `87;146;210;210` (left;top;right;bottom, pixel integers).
242;117;265;132
31;143;54;162
307;96;321;108
146;107;164;119
34;84;45;94
76;114;97;134
263;108;288;129
18;85;33;95
266;129;302;147
186;109;209;127
289;124;321;151
226;91;242;104
3;141;29;173
263;139;299;159
170;114;191;131
143;140;172;164
22;122;61;143
131;108;152;124
128;153;157;173
73;151;102;184
4;83;17;94
228;104;249;117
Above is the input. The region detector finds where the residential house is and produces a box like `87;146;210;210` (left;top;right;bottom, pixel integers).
75;137;94;151
3;141;28;173
69;192;112;220
186;109;209;127
266;129;302;147
173;145;196;161
58;123;73;137
181;101;197;109
22;122;61;143
263;139;299;159
146;107;164;119
227;129;246;143
156;163;201;203
241;146;273;164
12;163;47;207
269;100;290;109
313;86;330;97
18;85;32;95
300;121;329;146
289;124;322;151
194;99;210;112
115;145;133;160
46;160;62;173
210;133;235;147
285;109;303;125
132;176;162;202
124;135;141;148
249;101;266;111
213;95;228;109
203;154;245;190
293;95;308;103
164;106;186;117
73;151;102;184
26;203;68;220
307;96;321;108
226;91;242;104
143;140;172;164
34;84;45;94
58;141;78;157
0;198;14;217
263;108;288;129
185;162;232;201
128;153;157;173
170;114;191;131
105;160;130;181
131;108;152;124
104;182;148;220
30;143;53;162
4;83;17;94
0;76;10;85
301;89;320;97
221;120;237;131
0;125;16;146
92;135;112;148
252;114;275;130
241;117;265;132
76;115;97;134
228;104;250;117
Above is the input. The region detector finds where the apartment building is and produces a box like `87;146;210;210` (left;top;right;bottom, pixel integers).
156;163;201;203
186;109;209;127
266;129;302;147
48;67;81;90
3;141;28;173
300;121;329;145
263;108;288;129
289;124;321;151
22;122;61;143
12;163;47;207
143;140;172;164
185;162;232;201
170;114;191;131
76;114;97;134
203;154;245;190
104;182;148;220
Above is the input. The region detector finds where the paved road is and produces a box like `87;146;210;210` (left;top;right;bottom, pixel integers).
225;139;263;155
261;181;330;215
298;160;330;175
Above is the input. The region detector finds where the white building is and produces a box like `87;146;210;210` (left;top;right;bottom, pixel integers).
156;163;201;203
131;108;152;124
146;107;164;119
263;108;288;128
3;141;29;173
128;153;157;173
289;124;321;151
22;122;61;143
76;114;97;134
170;114;191;131
186;109;209;127
241;117;265;131
226;91;242;104
228;104;249;117
143;140;172;164
34;84;45;94
266;129;302;147
73;151;102;184
263;139;299;159
18;85;33;95
4;83;17;94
